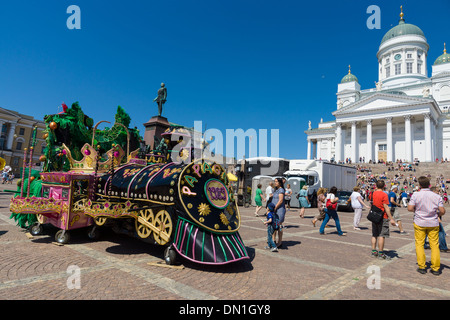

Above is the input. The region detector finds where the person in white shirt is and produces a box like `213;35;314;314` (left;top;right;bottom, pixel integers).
265;182;274;209
350;186;370;230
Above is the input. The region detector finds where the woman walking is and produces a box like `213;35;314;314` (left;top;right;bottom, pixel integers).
298;185;310;218
285;184;292;211
351;186;370;230
271;178;286;248
312;188;327;227
319;186;347;236
254;184;265;216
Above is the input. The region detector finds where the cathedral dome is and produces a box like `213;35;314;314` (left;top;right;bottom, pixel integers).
341;65;358;83
381;21;425;45
434;43;450;65
380;7;425;45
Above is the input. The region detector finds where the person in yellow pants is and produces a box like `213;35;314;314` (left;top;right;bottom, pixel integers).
408;176;446;275
413;224;440;273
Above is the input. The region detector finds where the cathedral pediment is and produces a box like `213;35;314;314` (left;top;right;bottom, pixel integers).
432;70;450;79
332;92;437;116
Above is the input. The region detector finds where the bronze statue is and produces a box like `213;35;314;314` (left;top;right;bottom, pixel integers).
153;83;167;117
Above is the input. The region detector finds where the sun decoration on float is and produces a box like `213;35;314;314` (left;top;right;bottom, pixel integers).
198;203;211;216
219;213;229;226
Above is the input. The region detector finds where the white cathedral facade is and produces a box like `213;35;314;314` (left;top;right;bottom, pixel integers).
305;8;450;163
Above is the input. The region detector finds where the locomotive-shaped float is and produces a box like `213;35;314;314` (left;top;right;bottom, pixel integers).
10;104;249;266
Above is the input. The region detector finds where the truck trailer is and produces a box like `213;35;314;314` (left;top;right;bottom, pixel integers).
283;160;357;208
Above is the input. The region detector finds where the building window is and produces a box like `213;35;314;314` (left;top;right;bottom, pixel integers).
407;62;413;74
417;63;422;74
386;67;390;77
407;53;412;58
395;64;401;75
386;58;390;63
19;128;25;135
16;141;23;151
379;144;387;151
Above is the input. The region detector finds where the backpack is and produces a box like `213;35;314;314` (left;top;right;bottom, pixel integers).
272;212;281;230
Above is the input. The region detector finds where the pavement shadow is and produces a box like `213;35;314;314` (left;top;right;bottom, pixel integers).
278;240;301;250
0;230;7;237
424;262;450;272
384;249;401;259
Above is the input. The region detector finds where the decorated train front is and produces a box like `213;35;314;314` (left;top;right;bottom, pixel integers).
87;160;249;265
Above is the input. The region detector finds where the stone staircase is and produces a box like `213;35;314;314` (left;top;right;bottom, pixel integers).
354;162;450;184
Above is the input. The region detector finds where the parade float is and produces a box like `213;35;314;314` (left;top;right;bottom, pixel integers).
9;100;249;266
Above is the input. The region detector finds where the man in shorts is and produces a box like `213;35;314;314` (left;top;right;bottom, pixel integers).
371;180;397;259
389;185;407;234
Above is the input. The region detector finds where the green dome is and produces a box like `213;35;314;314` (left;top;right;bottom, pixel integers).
380;20;425;45
341;72;358;83
434;46;450;65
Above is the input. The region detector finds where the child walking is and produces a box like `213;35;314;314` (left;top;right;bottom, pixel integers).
263;203;279;252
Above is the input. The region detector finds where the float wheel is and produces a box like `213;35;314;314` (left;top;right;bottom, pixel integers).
87;226;100;241
164;245;178;265
153;210;173;245
55;230;70;244
135;209;155;239
29;222;43;236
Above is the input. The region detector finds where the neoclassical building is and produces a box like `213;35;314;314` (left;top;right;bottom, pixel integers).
0;107;46;174
305;8;450;163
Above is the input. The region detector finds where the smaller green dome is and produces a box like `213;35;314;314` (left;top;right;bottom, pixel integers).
434;44;450;65
341;65;358;83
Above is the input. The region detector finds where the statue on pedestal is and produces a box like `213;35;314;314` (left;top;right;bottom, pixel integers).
153;83;167;117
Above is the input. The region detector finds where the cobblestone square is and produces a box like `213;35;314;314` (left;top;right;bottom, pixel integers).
1;184;449;301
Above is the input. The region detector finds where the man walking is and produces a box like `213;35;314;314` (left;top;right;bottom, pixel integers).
408;176;445;275
371;180;397;260
389;185;407;234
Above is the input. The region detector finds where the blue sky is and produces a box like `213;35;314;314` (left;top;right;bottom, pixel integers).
0;0;449;160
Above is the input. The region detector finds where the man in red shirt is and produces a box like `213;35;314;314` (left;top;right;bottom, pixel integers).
371;180;397;259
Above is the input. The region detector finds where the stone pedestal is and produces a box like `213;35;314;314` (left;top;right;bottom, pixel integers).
143;116;170;150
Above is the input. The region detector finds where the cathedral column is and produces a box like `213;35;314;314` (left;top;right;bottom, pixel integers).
0;120;5;150
351;121;357;162
366;119;372;163
424;113;432;162
327;138;332;161
404;115;412;162
335;123;342;162
386;117;393;162
6;122;17;150
316;139;322;159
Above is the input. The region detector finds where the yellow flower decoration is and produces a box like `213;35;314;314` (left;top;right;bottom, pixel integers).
219;213;229;226
198;203;211;216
